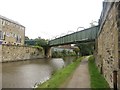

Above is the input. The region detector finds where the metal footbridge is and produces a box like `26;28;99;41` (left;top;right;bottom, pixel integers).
48;26;99;46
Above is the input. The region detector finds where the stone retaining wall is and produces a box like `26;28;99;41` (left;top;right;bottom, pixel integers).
117;2;120;90
0;45;2;62
118;70;120;89
96;2;120;89
1;45;44;62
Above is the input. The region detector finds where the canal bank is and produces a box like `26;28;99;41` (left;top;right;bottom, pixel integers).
36;56;110;89
36;56;84;88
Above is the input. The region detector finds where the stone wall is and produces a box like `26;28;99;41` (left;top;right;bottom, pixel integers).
0;16;25;45
0;45;2;62
96;2;120;88
117;2;120;90
1;45;44;62
118;70;120;89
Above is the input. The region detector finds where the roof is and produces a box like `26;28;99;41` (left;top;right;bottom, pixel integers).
0;15;25;27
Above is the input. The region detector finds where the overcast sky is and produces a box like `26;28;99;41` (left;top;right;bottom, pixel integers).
0;0;103;39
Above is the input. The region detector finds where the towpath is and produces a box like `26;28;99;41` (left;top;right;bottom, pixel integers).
61;56;90;88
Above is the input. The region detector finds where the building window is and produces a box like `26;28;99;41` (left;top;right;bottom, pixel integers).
3;32;5;39
0;31;2;40
7;22;10;25
5;21;8;25
20;27;22;29
0;31;5;40
16;35;21;43
6;32;10;37
2;20;5;26
16;35;19;42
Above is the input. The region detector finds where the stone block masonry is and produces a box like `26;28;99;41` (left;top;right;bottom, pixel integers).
118;70;120;89
96;2;120;89
1;45;44;62
0;45;2;62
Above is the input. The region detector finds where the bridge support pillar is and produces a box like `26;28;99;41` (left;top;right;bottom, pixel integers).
45;47;51;58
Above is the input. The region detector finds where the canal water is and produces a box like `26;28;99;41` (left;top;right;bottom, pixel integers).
1;57;76;88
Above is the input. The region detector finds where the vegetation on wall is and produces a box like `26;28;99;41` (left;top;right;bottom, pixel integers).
32;46;43;52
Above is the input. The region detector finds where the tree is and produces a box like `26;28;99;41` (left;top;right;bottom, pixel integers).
35;38;47;47
73;47;80;56
25;36;49;51
25;36;29;40
61;49;67;56
76;42;95;56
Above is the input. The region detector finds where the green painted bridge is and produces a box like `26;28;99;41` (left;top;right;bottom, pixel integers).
48;26;99;46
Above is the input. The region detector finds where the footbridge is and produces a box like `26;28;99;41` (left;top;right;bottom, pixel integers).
48;26;99;46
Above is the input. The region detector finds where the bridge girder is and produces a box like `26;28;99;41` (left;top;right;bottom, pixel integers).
49;26;99;46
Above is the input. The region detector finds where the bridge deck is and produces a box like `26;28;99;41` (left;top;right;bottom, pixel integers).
49;26;99;46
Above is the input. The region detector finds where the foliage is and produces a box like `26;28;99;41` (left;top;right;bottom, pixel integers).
52;50;76;58
32;46;43;51
61;49;67;56
25;37;49;50
73;47;80;55
88;56;110;89
25;39;35;45
76;42;94;56
36;57;84;89
67;51;76;56
52;51;63;58
35;38;48;48
25;36;29;40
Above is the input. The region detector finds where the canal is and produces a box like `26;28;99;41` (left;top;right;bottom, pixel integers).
1;57;76;88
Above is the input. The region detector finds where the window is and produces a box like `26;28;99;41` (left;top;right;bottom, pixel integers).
5;21;8;25
2;20;5;26
0;31;4;40
16;35;19;42
20;27;22;30
21;27;24;30
7;22;10;25
0;31;2;39
6;32;10;37
3;32;5;39
16;35;21;43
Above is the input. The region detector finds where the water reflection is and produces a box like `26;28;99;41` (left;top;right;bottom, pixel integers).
49;58;65;71
2;57;76;88
64;57;77;66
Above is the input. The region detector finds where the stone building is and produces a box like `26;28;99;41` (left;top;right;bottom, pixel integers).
96;1;120;89
0;15;25;45
0;15;45;63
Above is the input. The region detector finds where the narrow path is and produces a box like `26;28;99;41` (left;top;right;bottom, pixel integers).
61;56;90;88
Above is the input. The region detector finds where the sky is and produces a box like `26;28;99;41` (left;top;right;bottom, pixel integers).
0;0;103;39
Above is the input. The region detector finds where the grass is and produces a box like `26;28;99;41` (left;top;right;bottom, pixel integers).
36;56;84;89
88;56;110;89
